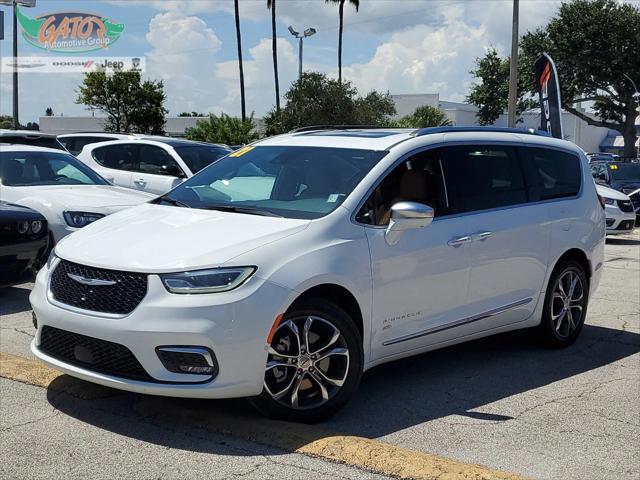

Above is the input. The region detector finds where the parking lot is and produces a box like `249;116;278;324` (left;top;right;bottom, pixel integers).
1;231;638;480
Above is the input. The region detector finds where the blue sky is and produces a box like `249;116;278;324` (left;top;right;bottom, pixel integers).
0;0;567;123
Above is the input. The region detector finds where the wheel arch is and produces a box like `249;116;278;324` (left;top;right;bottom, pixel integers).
550;248;592;283
287;283;364;340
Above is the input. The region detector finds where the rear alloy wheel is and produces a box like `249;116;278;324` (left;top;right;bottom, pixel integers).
540;260;589;347
250;299;363;422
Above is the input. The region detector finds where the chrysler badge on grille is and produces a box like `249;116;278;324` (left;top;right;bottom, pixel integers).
67;273;117;286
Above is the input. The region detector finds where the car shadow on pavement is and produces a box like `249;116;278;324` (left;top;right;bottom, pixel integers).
0;283;34;316
45;322;640;454
606;237;640;246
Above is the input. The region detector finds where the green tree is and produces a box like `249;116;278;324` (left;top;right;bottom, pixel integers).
325;0;360;83
267;0;280;112
468;0;640;156
467;48;535;125
263;72;395;134
45;107;54;117
391;105;453;128
0;116;15;129
178;112;206;117
76;70;167;134
184;113;259;146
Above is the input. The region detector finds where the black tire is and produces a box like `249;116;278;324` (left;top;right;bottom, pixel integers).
250;298;363;423
539;260;589;347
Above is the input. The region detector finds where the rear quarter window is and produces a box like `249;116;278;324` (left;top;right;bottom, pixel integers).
521;147;581;201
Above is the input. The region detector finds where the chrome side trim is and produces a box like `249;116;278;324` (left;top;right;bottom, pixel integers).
382;297;533;346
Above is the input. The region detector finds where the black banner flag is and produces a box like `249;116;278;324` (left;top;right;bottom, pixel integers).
534;53;563;139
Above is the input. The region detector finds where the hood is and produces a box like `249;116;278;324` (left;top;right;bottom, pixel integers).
14;185;153;211
55;203;311;272
596;184;630;201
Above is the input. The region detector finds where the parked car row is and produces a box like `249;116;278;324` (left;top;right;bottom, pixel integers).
590;157;640;232
1;131;232;285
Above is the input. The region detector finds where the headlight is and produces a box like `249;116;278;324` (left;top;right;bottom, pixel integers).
63;211;105;228
604;198;615;205
31;220;44;234
160;267;256;294
16;221;30;234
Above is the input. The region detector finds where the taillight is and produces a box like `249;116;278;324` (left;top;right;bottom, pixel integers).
598;194;606;209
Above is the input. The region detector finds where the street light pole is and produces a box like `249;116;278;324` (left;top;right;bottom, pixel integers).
12;0;18;129
298;36;302;79
288;26;316;80
507;0;519;128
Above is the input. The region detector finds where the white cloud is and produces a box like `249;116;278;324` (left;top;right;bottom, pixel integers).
145;11;222;114
215;37;299;115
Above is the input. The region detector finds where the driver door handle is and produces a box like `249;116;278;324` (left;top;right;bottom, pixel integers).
447;235;472;247
473;231;493;241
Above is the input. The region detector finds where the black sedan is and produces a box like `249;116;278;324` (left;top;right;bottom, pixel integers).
0;202;49;287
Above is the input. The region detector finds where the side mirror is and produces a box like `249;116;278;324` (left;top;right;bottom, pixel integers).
385;201;434;245
161;164;186;178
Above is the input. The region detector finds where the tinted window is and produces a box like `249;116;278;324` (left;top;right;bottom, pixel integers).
0;151;108;186
609;163;640;181
63;136;115;155
357;149;449;225
92;144;138;171
174;145;231;173
1;135;66;151
441;146;527;214
137;145;184;176
522;148;581;201
161;146;386;219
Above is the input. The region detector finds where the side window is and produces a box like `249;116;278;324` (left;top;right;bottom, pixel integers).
521;148;581;201
136;145;184;177
356;149;449;225
92;144;138;172
441;145;527;214
70;137;114;155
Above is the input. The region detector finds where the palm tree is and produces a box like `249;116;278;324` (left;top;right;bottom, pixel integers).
267;0;280;112
325;0;359;83
234;0;246;121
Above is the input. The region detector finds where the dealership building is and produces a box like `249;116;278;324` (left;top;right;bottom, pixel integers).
39;93;638;155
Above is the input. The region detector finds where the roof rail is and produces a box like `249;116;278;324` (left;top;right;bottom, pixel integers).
290;125;390;133
414;126;550;137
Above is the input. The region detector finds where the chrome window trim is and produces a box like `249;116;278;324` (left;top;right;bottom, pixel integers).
382;297;533;346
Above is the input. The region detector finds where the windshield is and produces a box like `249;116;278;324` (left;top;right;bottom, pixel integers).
159;146;387;219
174;145;232;174
609;163;640;181
0;151;109;186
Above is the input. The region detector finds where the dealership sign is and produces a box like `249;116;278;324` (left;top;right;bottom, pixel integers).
16;6;125;53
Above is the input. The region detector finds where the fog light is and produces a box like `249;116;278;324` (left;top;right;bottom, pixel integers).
606;218;615;227
156;347;218;378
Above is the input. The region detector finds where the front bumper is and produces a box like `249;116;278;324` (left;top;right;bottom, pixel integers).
29;262;294;399
604;205;636;235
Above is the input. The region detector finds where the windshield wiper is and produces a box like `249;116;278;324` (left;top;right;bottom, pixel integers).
201;204;283;217
155;196;191;208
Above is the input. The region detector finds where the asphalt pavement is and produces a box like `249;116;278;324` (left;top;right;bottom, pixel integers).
1;231;638;480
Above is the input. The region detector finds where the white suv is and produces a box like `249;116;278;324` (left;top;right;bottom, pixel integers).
76;138;231;195
30;127;605;422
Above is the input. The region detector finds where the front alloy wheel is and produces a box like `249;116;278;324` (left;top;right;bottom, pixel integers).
251;299;363;422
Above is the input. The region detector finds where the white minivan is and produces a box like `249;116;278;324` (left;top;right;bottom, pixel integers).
30;127;605;422
76;138;231;195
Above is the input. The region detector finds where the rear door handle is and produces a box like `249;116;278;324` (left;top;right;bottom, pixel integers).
447;236;472;247
134;179;147;187
473;231;493;241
